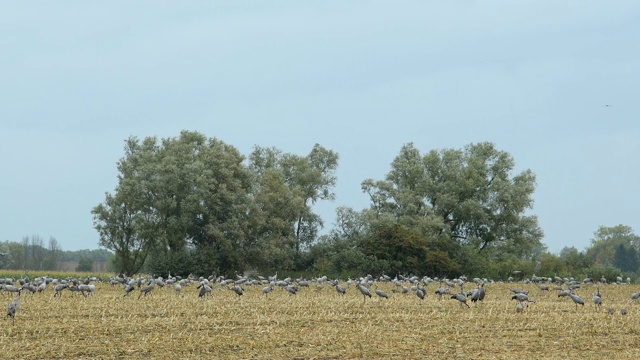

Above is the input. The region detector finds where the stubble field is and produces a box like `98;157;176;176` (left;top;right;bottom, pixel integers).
2;278;640;359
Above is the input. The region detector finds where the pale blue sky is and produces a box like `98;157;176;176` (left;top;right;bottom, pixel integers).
1;2;638;253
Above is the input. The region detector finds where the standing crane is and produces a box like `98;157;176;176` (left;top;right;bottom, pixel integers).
469;283;486;305
198;283;212;298
416;287;425;304
357;282;372;303
173;282;182;297
123;282;135;297
37;280;47;294
138;279;155;299
335;284;346;296
262;285;273;298
7;296;20;325
568;291;585;309
592;288;602;311
374;285;389;300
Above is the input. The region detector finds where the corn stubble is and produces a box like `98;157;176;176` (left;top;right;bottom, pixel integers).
2;282;640;359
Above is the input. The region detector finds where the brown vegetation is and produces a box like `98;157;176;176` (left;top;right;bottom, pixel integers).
3;279;640;359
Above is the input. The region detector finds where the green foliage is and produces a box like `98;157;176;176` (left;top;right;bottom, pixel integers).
582;265;623;282
614;243;639;273
361;142;544;258
89;131;638;280
248;144;339;253
61;249;113;262
359;223;459;277
587;225;640;267
76;258;94;272
537;252;570;277
559;246;594;271
0;237;65;271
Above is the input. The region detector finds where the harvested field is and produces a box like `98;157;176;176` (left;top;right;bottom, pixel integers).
3;279;640;359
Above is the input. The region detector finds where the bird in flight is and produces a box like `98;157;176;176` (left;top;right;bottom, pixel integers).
605;104;612;107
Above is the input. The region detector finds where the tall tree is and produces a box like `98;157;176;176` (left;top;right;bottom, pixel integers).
586;225;640;267
93;131;254;276
614;243;639;273
248;144;339;253
361;142;544;258
43;237;62;271
92;136;160;276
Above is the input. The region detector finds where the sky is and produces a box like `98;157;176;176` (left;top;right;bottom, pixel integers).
1;2;638;253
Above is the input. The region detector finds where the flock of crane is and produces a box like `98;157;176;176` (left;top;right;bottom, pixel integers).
3;272;640;324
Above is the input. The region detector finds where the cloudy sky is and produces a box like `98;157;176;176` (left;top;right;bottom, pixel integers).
1;2;638;253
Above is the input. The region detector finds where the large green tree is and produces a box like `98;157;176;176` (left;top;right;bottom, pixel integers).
248;144;339;254
361;142;544;260
587;224;640;269
94;132;338;276
93;131;254;276
614;243;639;273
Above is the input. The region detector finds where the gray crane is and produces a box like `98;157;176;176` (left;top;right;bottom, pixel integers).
434;283;449;299
631;291;640;303
3;284;21;294
335;284;346;296
416;287;425;304
451;293;470;308
198;283;212;298
53;284;68;298
285;285;298;295
123;282;135;297
592;288;602;310
511;293;529;304
20;283;37;295
470;283;486;305
511;293;536;310
357;283;372;303
230;285;243;296
173;283;182;296
7;296;20;325
138;279;155;299
568;291;585;309
37;280;47;294
374;285;389;300
262;285;273;298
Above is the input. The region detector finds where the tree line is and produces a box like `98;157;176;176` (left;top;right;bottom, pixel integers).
0;236;113;271
92;131;639;281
